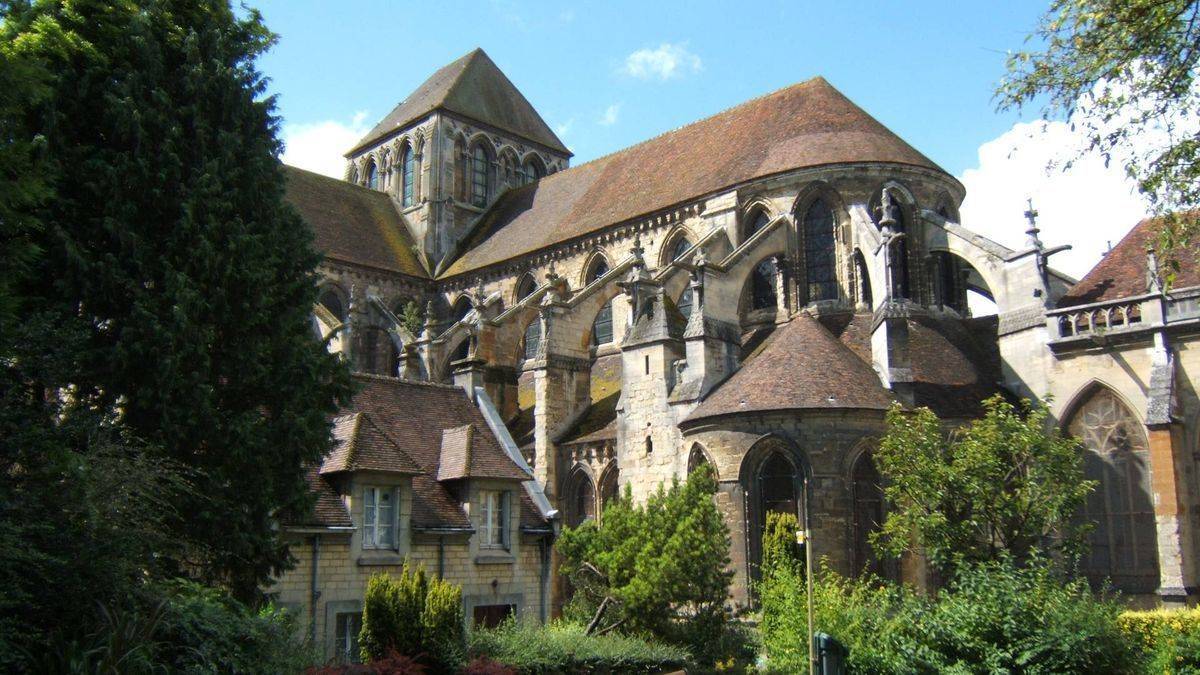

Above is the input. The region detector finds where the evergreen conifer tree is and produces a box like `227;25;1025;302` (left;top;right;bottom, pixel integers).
2;0;352;601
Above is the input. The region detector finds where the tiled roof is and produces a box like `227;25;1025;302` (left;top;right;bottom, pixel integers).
685;314;893;424
345;375;533;528
906;314;1005;419
283;165;429;278
1059;215;1200;307
350;48;568;156
320;413;423;476
290;466;353;529
442;77;949;277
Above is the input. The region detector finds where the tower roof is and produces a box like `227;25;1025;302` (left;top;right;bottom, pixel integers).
349;48;569;156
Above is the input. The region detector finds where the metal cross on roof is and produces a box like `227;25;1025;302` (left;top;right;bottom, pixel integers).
1023;197;1043;250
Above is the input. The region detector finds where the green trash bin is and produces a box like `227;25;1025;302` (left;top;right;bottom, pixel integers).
812;632;847;675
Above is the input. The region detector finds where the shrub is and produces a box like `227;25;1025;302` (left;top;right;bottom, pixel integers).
1118;608;1200;674
361;565;429;662
761;511;802;577
421;576;465;672
154;579;316;674
467;620;690;674
760;559;1131;674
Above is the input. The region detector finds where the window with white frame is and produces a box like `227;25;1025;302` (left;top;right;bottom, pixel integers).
480;490;511;549
334;612;362;663
362;486;397;550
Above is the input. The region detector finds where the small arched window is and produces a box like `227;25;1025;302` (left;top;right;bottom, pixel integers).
751;258;778;311
470;144;491;207
803;198;838;302
516;275;537;302
592;302;614;346
568;472;596;528
366;160;379;190
318;288;346;322
687;444;710;474
522;319;542;361
677;286;693;319
645;436;653;455
401;144;416;207
598;466;619;514
745;208;770;241
524;156;545;183
760;451;798;518
670;236;691;262
887;196;911;300
854;250;873;308
585;256;610;285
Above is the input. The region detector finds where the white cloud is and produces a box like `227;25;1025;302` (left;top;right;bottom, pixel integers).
621;43;702;81
957;119;1150;279
554;118;574;139
280;111;370;178
598;103;621;127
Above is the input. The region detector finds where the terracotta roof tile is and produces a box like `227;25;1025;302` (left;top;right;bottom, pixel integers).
283;165;429;278
685;314;893;424
442;77;949;277
288;466;353;528
1059;214;1200;307
906;314;1005;418
319;412;423;476
351;49;568;156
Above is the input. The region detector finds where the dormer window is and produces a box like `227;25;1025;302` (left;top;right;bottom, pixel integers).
363;486;397;550
480;490;511;549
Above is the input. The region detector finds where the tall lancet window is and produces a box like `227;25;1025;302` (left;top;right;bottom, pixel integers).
803;199;838;302
471;144;491;208
366;160;379;190
401;144;416;207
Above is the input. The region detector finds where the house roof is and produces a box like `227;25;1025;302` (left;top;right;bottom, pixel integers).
283;165;429;278
320;412;424;476
350;48;568;156
684;313;894;424
289;465;354;529
345;375;533;527
1059;214;1200;307
441;76;950;277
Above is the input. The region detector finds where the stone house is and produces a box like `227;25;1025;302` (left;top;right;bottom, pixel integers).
270;47;1200;659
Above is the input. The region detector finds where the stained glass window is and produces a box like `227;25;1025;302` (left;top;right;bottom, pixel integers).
804;199;837;302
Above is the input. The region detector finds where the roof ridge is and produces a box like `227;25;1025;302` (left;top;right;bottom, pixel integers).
351;373;466;391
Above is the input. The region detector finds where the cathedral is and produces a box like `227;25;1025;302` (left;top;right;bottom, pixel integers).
269;48;1200;661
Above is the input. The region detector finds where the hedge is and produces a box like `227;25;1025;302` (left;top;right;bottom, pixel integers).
1118;608;1200;674
467;620;690;674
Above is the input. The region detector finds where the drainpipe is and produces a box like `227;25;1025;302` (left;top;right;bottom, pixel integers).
538;536;550;624
438;535;445;580
309;534;321;646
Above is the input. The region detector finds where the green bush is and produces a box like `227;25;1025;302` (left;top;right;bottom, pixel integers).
361;565;429;662
761;511;802;577
421;576;465;671
468;620;690;674
154;579;315;674
760;559;1131;674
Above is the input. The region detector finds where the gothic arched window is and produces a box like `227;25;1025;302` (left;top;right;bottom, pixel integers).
889;198;911;300
932;251;965;313
677;286;693;320
366;160;379;190
567;471;596;528
318;287;346;322
1067;387;1159;592
688;444;710;474
745;208;770;241
516;274;537;302
759;452;798;518
451;296;472;323
854;250;873;308
598;466;619;517
592;302;613;346
524;156;545;183
751;258;778;311
470;144;491;207
358;327;396;376
522;319;542;361
585;256;610;285
670;236;692;262
851;453;896;580
401;144;416;207
803;199;838;302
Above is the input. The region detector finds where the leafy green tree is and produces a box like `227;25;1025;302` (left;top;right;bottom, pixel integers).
2;0;352;602
761;511;803;578
871;395;1094;576
421;576;465;672
557;465;732;647
998;0;1200;274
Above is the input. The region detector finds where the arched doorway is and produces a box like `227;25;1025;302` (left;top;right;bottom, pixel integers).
743;438;805;587
1066;385;1159;593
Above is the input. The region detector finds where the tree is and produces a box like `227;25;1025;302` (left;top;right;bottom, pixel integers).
998;0;1200;275
871;395;1094;576
2;0;352;601
557;465;732;645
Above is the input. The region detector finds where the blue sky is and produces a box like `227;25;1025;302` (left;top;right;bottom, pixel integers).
256;0;1151;278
